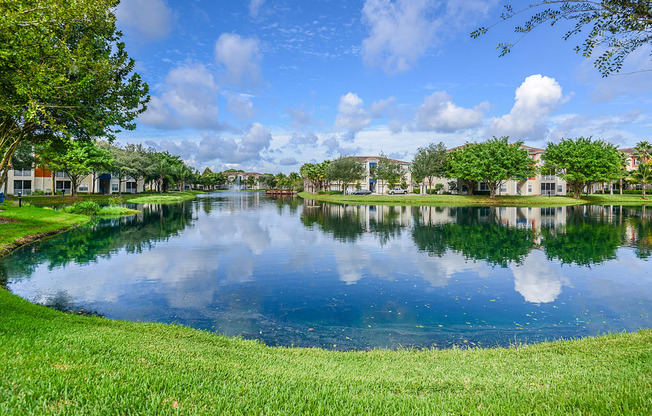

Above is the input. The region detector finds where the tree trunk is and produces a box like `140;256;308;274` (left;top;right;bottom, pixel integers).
620;178;623;195
52;172;56;195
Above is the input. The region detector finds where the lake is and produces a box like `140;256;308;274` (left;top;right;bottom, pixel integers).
2;192;650;350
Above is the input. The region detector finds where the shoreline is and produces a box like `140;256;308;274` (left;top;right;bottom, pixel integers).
298;191;652;207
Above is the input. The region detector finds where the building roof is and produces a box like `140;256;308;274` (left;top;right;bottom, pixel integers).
619;148;635;156
348;156;410;164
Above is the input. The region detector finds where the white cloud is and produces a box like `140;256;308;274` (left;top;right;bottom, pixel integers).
224;91;256;122
361;0;434;74
215;33;262;86
511;251;567;303
139;64;221;130
116;0;175;41
335;92;372;132
361;0;497;74
279;157;299;166
286;107;315;129
414;91;489;132
249;0;266;18
146;123;272;166
490;75;566;140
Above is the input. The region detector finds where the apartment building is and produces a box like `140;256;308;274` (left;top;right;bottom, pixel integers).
3;168;144;195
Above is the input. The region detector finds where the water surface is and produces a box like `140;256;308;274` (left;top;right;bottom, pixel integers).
2;192;650;350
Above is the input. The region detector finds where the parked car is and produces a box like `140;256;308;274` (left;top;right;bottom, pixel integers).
388;187;408;195
349;189;372;195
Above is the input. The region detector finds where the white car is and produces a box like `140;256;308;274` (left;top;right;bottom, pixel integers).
388;187;408;195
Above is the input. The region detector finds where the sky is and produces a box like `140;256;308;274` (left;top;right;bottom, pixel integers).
114;0;652;174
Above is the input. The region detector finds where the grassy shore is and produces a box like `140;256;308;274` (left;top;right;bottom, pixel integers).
127;191;203;204
0;204;91;257
299;192;652;207
0;289;649;415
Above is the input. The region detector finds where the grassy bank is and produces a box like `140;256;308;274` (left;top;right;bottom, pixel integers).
0;290;649;415
127;191;202;204
299;192;652;207
0;204;91;257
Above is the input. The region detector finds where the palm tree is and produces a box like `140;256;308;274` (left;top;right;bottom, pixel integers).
632;163;652;199
634;141;652;165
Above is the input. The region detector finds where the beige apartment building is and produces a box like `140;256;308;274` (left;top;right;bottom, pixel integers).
3;167;144;195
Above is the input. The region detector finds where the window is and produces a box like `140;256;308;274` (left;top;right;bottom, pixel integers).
557;185;563;194
500;184;507;193
78;184;89;193
527;184;533;193
111;183;119;192
634;158;640;166
126;182;137;193
479;182;489;191
56;171;67;178
541;174;556;181
13;169;31;177
13;180;32;195
541;183;555;195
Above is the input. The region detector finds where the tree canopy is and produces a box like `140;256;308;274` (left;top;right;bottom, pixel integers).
411;142;448;192
472;1;652;76
448;137;535;198
375;153;406;192
0;0;149;178
543;137;621;198
326;157;366;193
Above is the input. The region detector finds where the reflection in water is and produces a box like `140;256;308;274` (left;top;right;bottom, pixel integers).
2;193;651;350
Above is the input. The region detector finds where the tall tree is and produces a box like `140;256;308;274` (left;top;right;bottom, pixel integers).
543;137;622;198
632;162;652;199
327;157;366;193
42;139;113;197
634;140;652;164
375;153;406;193
0;0;149;181
411;142;448;193
448;138;535;198
472;1;652;76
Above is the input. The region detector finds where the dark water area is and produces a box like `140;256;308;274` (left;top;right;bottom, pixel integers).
2;192;650;350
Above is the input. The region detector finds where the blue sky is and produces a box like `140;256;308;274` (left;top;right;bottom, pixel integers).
114;0;652;173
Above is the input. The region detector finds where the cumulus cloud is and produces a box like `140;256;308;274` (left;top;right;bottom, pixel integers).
279;157;299;166
490;74;567;140
414;91;489;132
361;0;435;74
335;92;372;133
139;64;222;130
116;0;175;41
322;135;362;157
147;123;272;166
286;107;314;129
289;132;319;147
361;0;497;74
224;92;256;122
249;0;266;18
215;33;262;86
511;251;567;303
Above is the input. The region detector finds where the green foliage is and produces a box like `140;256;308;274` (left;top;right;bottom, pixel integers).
63;201;101;216
472;1;652;77
631;163;652;199
326;157;366;192
108;197;124;207
375;153;406;191
448;137;535;198
411;142;448;191
543;137;622;199
300;160;331;193
0;0;149;178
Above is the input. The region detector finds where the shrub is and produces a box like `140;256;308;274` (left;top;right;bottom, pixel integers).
434;184;444;194
63;201;101;215
31;190;46;196
328;190;343;195
412;189;420;194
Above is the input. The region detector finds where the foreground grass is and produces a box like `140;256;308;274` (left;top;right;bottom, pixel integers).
0;290;649;415
299;192;652;207
19;191;204;206
0;204;90;257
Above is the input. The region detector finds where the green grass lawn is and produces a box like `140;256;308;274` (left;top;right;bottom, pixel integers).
299;192;652;207
0;289;649;415
0;203;91;257
126;191;201;204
